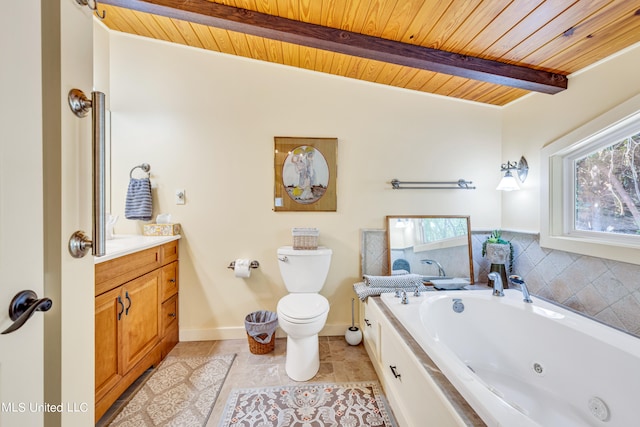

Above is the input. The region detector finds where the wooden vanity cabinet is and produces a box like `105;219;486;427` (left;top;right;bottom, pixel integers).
95;240;179;421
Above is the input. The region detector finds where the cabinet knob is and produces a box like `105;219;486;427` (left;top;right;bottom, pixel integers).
168;312;176;318
169;278;176;283
364;318;371;327
389;365;401;379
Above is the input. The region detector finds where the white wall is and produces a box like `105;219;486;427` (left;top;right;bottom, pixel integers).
106;32;502;339
501;42;640;232
93;21;110;104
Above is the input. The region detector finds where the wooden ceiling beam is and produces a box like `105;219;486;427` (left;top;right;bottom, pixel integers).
100;0;568;94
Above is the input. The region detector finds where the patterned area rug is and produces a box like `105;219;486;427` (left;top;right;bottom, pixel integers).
219;382;397;427
109;353;236;426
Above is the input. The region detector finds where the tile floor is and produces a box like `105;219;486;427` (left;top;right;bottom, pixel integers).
97;336;380;426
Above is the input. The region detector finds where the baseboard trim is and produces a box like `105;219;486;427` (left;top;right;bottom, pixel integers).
179;323;352;342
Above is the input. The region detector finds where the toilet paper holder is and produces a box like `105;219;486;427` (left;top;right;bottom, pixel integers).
227;260;260;270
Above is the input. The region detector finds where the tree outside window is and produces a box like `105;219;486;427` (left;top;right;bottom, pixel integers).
419;217;468;243
575;131;640;236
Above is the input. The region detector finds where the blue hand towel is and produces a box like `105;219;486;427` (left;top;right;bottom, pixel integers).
125;177;153;220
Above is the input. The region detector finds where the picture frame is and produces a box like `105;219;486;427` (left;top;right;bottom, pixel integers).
274;137;337;212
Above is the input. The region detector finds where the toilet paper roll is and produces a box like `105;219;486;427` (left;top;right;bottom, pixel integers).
234;258;251;278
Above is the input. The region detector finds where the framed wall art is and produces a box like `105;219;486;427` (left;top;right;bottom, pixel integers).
274;137;337;212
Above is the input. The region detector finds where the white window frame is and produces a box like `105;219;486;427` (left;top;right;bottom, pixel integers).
541;93;640;265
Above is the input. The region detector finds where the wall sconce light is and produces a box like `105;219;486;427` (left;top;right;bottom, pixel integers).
496;156;528;191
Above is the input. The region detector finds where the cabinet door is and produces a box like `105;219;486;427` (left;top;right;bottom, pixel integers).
121;271;161;373
160;261;178;301
361;299;381;363
161;240;179;264
160;294;179;358
95;286;124;402
161;294;178;336
381;321;461;427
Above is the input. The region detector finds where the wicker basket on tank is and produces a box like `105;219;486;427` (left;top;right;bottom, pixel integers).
292;227;319;250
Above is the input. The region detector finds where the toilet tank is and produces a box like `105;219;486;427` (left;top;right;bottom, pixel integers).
277;246;332;292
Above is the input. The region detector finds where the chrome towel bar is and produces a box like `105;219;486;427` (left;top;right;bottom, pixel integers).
390;179;475;190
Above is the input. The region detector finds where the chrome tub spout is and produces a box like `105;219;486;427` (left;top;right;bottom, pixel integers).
488;272;504;297
421;259;446;277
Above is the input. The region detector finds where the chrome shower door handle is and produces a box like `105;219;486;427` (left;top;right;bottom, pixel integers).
91;91;106;257
67;89;106;258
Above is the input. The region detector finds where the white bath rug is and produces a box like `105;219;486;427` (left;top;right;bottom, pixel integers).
108;353;236;426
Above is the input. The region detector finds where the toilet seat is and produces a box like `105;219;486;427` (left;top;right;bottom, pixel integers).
277;294;329;323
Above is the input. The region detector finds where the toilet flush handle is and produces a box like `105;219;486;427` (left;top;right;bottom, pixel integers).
278;256;289;262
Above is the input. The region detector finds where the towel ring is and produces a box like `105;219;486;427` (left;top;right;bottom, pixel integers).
129;163;151;179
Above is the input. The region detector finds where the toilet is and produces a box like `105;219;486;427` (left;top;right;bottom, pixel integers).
276;246;332;381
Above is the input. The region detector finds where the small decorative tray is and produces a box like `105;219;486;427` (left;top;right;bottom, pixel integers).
430;278;470;290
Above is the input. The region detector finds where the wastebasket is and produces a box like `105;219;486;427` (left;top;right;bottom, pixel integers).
244;310;278;354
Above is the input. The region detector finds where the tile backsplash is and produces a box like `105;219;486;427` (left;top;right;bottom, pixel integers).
360;229;389;277
361;229;640;337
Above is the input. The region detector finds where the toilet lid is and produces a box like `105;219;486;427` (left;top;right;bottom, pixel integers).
278;294;329;321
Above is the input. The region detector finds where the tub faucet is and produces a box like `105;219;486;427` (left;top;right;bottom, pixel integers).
509;275;533;303
488;272;504;297
421;259;446;277
401;291;409;304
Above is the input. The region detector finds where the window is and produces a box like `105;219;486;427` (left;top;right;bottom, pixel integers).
419;217;468;244
569;129;640;239
541;94;640;265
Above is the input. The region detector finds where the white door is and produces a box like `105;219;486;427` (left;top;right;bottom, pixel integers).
0;2;47;425
0;1;95;426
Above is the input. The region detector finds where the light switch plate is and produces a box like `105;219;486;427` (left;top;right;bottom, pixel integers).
175;189;185;205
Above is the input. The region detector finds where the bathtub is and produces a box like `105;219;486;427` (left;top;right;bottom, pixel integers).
379;289;640;427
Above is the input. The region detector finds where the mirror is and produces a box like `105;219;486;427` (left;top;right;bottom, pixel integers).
386;215;474;283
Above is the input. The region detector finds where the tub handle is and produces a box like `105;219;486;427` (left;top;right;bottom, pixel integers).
364;318;371;327
389;365;401;379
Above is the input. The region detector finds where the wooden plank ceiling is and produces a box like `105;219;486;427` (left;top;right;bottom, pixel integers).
98;0;640;106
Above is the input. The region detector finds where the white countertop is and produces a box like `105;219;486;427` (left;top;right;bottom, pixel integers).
94;234;181;264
